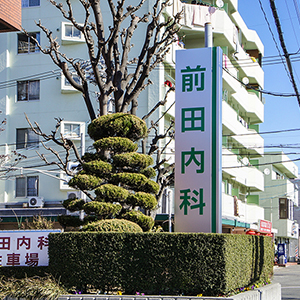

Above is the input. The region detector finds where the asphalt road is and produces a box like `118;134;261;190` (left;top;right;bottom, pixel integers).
272;264;300;300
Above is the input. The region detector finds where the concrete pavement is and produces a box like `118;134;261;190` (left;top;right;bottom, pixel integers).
273;263;300;299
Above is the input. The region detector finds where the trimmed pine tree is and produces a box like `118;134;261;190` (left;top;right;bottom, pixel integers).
59;113;159;232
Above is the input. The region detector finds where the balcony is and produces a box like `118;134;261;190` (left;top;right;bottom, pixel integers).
222;148;264;191
273;218;298;239
230;11;264;56
266;178;298;206
231;47;264;88
271;152;298;179
222;193;264;224
165;42;184;65
222;101;264;156
230;89;264;124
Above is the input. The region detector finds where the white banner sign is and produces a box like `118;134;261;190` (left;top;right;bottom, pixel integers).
175;47;222;233
0;230;60;266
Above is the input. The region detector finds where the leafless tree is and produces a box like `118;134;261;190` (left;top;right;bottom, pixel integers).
0;118;27;179
25;0;180;201
27;0;181;119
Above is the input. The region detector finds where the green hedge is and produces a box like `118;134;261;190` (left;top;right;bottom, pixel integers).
48;232;273;296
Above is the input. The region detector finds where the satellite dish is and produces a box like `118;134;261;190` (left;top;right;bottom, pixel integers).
264;168;270;175
242;77;249;85
216;0;224;8
242;157;249;165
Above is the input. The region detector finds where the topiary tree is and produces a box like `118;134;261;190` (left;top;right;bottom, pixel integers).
60;113;159;232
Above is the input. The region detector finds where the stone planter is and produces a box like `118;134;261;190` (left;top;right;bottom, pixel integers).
57;283;281;300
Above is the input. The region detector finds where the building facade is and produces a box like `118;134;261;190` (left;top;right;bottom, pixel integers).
157;0;267;234
251;152;299;261
0;0;268;233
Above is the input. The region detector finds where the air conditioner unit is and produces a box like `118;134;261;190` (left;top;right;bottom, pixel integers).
67;191;81;200
28;197;44;208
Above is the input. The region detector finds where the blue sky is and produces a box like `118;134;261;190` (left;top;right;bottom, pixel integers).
238;0;300;172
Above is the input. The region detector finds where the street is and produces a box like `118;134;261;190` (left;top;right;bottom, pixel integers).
273;263;300;299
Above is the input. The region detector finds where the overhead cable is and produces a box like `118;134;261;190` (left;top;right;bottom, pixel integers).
269;0;300;106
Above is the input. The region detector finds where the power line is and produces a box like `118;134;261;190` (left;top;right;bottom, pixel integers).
223;127;300;137
258;0;291;81
223;67;296;97
269;0;300;106
223;156;300;169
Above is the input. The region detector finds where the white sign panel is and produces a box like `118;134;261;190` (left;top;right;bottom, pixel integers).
175;47;222;233
0;230;60;266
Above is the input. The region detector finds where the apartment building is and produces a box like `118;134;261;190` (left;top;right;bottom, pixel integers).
251;152;299;261
157;0;267;234
0;0;267;233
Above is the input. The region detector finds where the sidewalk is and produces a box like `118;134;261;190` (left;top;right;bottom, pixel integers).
273;262;300;299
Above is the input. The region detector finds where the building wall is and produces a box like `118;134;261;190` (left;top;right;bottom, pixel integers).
0;0;166;206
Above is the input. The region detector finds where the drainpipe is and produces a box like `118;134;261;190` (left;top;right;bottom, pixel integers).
205;22;213;47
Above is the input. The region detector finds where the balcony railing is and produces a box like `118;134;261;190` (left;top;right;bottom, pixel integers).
222;193;264;224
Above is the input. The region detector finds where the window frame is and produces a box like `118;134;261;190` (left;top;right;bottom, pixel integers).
279;198;288;219
17;80;40;102
61;22;84;44
16;128;39;150
16;176;39;198
22;0;40;8
61;121;85;141
61;73;81;93
17;32;40;54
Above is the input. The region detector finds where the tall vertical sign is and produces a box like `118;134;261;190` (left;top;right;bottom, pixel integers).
175;47;222;233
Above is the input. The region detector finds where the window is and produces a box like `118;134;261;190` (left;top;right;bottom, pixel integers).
61;122;85;140
22;0;40;7
18;32;40;54
16;128;39;149
279;198;288;219
61;73;81;93
65;24;81;38
16;176;39;197
61;22;84;44
64;123;81;139
17;80;40;101
64;74;81;87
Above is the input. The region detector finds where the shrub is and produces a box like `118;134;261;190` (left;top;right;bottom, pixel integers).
140;167;156;178
82;160;112;177
21;215;55;229
94;137;138;153
68;174;102;190
48;232;273;296
83;202;122;217
111;173;159;194
57;215;83;228
80;219;143;232
122;210;155;232
127;192;157;210
62;113;157;232
0;275;66;300
95;184;129;202
62;198;85;212
113;153;153;170
88;113;147;141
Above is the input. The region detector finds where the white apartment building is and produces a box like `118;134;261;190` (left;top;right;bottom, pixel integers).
0;0;267;233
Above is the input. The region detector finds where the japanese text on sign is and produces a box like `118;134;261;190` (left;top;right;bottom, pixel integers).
0;230;60;267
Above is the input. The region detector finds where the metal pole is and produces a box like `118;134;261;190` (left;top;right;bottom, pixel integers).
168;190;172;232
205;22;213;47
